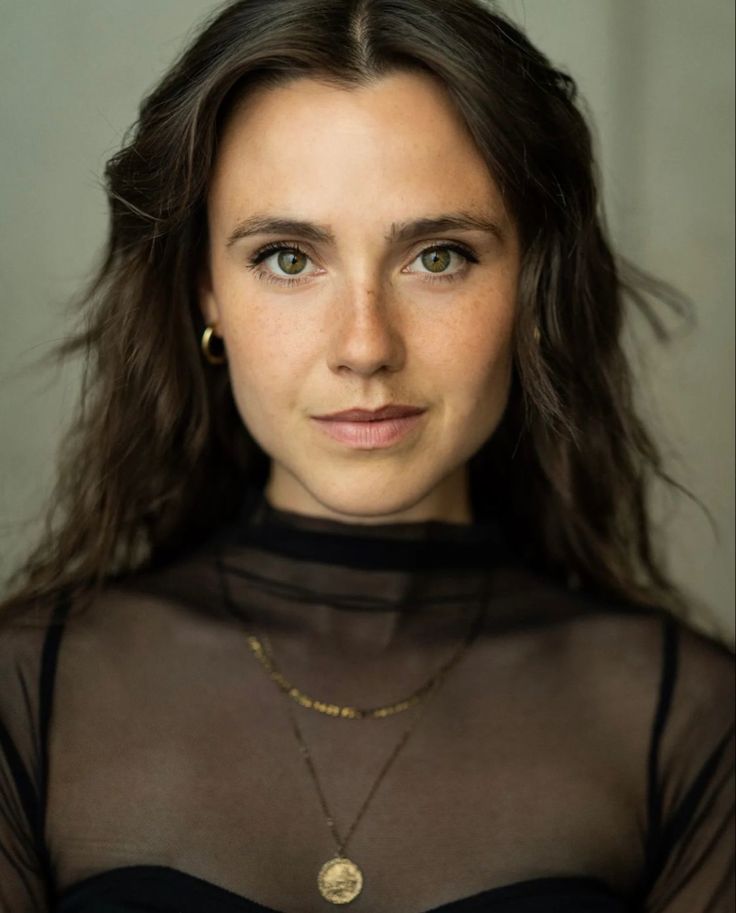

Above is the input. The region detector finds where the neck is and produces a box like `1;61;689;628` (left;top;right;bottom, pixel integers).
213;484;512;675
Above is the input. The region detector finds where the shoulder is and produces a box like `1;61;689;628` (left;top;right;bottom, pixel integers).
0;540;224;688
558;597;733;715
536;586;733;682
567;601;733;713
0;597;61;711
0;596;65;782
552;596;734;778
491;580;734;749
46;547;230;687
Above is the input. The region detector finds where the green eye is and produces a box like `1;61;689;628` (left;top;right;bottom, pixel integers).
421;248;452;273
277;250;309;275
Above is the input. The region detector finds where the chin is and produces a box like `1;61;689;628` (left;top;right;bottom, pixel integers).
293;469;452;525
318;496;418;524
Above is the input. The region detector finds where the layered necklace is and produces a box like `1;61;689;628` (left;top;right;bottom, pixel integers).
217;554;485;905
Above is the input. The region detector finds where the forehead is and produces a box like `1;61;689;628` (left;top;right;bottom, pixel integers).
209;71;505;222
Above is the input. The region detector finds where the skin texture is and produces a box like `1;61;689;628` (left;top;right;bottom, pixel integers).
200;70;520;525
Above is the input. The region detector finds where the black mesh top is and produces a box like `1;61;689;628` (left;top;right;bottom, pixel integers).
1;486;733;912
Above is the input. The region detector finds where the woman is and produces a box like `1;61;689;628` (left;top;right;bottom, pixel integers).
0;0;733;911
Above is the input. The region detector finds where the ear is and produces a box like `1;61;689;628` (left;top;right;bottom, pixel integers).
197;256;221;327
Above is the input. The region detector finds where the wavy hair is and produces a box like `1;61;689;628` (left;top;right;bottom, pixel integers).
2;0;712;630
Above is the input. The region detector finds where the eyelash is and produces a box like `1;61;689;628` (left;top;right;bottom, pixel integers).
245;241;479;287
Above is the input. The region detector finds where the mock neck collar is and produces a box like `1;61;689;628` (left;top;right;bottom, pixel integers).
211;486;519;615
228;485;512;569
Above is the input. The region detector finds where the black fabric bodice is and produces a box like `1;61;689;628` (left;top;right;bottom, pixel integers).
55;865;626;911
1;486;733;912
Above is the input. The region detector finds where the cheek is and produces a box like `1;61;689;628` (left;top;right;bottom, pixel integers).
436;316;514;461
423;296;515;411
218;311;299;437
219;292;312;395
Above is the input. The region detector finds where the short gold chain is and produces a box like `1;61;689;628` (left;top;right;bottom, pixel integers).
246;609;481;719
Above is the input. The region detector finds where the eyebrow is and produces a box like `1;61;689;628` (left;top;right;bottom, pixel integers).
225;212;506;248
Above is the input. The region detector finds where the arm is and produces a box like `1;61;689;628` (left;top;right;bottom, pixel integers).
641;617;735;912
0;611;57;913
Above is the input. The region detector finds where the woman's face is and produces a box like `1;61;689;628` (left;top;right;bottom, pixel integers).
201;70;520;523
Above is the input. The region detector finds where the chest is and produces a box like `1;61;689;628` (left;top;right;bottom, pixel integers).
48;651;644;904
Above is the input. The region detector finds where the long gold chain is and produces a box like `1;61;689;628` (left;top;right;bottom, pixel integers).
279;650;440;856
259;607;485;904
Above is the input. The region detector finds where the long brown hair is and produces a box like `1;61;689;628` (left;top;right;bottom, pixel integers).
1;0;717;633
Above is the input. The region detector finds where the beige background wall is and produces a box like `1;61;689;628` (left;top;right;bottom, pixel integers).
1;1;733;640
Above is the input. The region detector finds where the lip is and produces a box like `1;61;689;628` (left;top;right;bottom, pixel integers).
314;404;426;421
311;410;426;448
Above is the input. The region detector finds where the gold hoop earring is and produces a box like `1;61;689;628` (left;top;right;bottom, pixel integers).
201;324;227;365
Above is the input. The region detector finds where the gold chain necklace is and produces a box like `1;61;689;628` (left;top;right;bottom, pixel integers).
245;615;477;718
254;608;484;905
216;552;486;904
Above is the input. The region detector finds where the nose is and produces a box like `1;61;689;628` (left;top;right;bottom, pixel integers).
326;282;406;378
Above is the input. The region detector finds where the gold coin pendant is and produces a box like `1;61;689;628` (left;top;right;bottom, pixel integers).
317;856;364;904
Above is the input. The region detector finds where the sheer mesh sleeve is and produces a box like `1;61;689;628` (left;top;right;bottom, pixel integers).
641;617;735;912
0;602;57;913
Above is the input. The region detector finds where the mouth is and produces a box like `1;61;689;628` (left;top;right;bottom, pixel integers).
314;404;426;422
311;408;426;449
